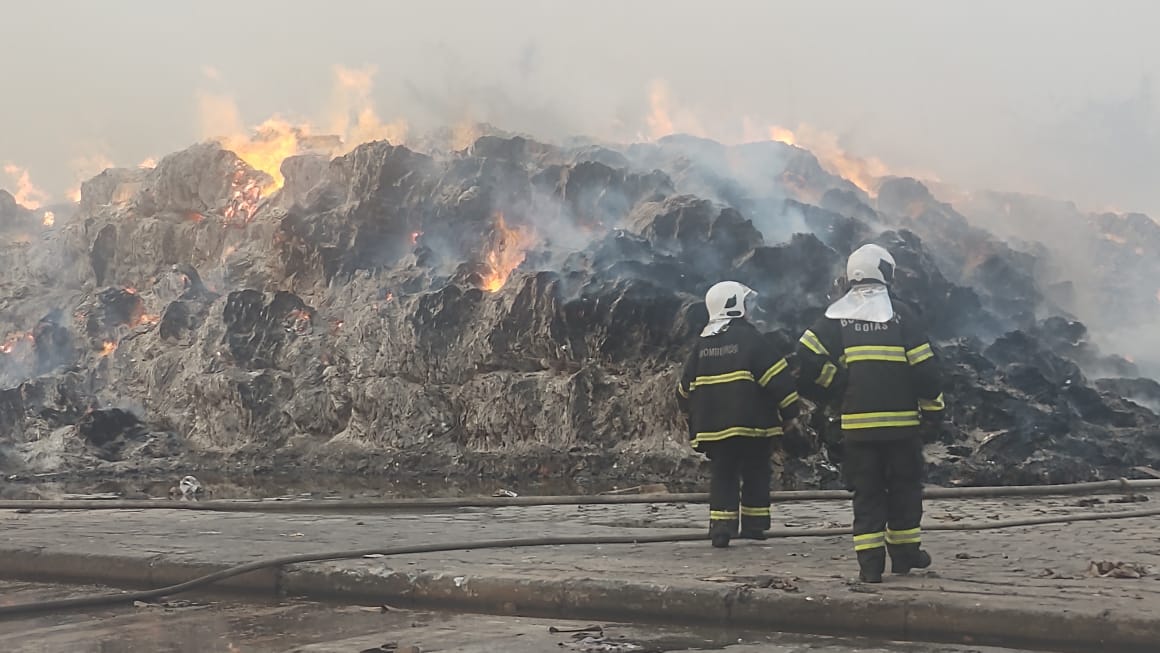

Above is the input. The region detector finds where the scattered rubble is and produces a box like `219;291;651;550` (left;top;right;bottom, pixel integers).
700;574;801;592
1;131;1159;492
1088;560;1153;579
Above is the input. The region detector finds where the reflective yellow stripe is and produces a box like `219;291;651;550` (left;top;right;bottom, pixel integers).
799;330;828;356
692;426;783;443
710;510;739;521
841;410;921;430
853;531;885;551
677;381;689;398
690;370;754;389
918;393;945;412
886;527;921;545
844;345;908;363
815;361;837;388
906;343;934;365
779;391;799;409
758;358;788;386
740;506;770;517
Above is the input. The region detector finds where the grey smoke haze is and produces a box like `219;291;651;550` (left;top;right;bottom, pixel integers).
1;0;1157;214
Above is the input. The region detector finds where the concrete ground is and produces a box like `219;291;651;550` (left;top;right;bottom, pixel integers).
1;492;1158;651
0;581;1046;653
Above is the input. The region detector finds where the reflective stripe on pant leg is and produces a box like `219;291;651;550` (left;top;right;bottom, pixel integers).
853;531;886;551
885;527;921;545
885;436;925;546
739;438;772;531
740;506;770;531
740;506;771;531
708;439;741;529
847;439;889;553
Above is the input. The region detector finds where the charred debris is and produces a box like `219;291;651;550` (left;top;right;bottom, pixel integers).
1;132;1158;491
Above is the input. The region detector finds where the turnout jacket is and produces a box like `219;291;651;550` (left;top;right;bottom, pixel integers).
796;298;944;442
677;319;800;448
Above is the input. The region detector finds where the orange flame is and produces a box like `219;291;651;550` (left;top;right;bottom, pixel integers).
328;65;408;147
410;231;422;246
42;211;55;227
2;164;49;210
768;126;797;147
646;80;676;140
198;65;408;194
1;332;34;355
133;313;160;328
480;213;534;293
285;308;312;334
766;124;928;197
643;79;706;141
451;121;482;150
220;118;303;192
99;341;117;357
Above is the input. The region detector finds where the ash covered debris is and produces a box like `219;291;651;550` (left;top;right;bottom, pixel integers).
949;191;1160;373
0;131;1158;490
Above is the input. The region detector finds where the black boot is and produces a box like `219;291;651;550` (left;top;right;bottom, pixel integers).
709;521;736;548
857;549;886;583
738;529;768;540
890;544;932;575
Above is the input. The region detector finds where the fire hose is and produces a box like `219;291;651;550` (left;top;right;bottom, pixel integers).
2;505;1160;618
2;478;1159;513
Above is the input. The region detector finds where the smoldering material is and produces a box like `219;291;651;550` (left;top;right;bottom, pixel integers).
0;132;1157;491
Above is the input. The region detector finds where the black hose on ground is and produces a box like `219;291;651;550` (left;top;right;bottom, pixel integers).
2;478;1157;513
2;506;1159;618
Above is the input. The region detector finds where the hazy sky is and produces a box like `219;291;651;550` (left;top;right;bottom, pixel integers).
1;0;1157;214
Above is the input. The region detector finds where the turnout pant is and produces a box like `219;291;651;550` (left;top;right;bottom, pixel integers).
843;435;924;564
705;437;774;534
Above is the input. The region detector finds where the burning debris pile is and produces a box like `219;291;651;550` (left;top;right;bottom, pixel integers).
1;131;1158;489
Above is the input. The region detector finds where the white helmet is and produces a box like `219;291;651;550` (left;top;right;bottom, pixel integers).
846;244;896;285
705;281;756;321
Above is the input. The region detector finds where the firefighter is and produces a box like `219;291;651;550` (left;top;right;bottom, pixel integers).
795;244;944;582
677;281;801;548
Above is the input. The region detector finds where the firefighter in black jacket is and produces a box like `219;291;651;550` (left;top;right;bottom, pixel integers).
677;281;801;548
796;244;945;582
